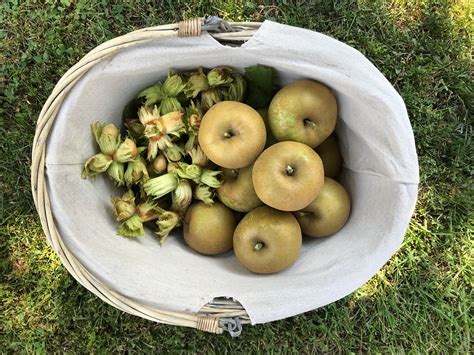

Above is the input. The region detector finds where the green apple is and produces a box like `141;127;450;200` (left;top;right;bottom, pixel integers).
233;206;302;274
217;164;262;212
198;101;266;168
257;107;278;147
268;79;337;148
315;135;342;178
183;202;236;255
252;141;324;211
294;177;351;237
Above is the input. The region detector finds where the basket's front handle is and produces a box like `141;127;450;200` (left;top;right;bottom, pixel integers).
32;15;259;337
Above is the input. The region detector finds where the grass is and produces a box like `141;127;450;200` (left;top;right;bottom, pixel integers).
1;0;472;352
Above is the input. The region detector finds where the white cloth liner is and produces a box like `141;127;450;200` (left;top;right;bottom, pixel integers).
45;21;419;324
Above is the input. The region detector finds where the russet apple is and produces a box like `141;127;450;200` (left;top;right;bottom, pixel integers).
233;206;302;274
268;79;337;148
252;141;324;211
198;101;266;169
217;164;262;212
184;202;236;255
294;177;351;237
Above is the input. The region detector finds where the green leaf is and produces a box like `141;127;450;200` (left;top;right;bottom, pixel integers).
244;64;275;109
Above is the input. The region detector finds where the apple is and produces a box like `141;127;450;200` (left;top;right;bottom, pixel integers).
217;164;262;212
252;141;324;211
233;206;302;274
268;79;337;148
198;101;266;169
315;135;342;178
257;107;278;147
294;177;351;237
183;202;236;255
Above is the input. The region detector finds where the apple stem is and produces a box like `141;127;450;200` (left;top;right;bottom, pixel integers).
296;211;310;217
286;165;295;176
254;242;264;251
223;132;232;138
304;119;317;129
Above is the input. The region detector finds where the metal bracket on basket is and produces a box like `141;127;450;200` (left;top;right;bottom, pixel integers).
202;16;237;33
219;317;243;337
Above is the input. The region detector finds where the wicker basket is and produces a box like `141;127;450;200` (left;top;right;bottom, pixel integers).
32;17;260;336
32;16;419;337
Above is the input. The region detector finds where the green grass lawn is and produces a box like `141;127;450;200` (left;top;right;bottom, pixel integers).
1;0;472;352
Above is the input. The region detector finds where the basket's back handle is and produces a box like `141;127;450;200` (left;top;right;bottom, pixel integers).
178;18;201;37
178;16;236;37
177;16;261;43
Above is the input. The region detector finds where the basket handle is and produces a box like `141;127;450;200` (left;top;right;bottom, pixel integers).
177;16;260;42
178;16;236;37
32;16;258;337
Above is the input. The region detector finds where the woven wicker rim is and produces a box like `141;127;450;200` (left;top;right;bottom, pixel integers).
31;18;262;335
